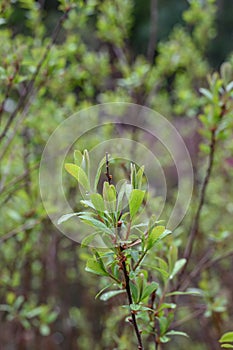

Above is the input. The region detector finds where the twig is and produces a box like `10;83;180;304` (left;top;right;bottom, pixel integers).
178;104;226;286
0;219;41;243
0;7;72;144
147;0;158;63
120;247;144;350
105;152;112;184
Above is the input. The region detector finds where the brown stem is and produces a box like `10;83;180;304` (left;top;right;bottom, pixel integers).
105;152;112;184
120;247;144;350
147;0;158;63
0;8;72;144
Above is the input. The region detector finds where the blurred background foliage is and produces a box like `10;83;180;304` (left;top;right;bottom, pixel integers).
0;0;233;349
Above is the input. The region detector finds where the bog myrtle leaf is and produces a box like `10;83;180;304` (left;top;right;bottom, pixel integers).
85;258;109;277
65;163;90;190
166;330;189;338
141;281;159;300
78;214;114;235
100;290;125;301
103;182;116;212
219;332;233;343
74;150;83;166
81;232;98;247
147;226;171;249
90;193;105;212
57;213;78;225
129;189;145;219
169;259;186;279
94;155;106;191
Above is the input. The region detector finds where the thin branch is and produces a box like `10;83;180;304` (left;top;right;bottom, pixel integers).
120;247;144;350
0;7;72;144
178;104;226;286
105;152;112;184
0;219;41;243
147;0;158;63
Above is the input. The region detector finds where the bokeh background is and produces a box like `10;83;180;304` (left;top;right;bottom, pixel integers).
0;1;233;349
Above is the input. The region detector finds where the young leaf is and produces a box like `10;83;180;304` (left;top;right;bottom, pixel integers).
65;163;90;190
57;213;78;225
141;281;158;300
81;232;98;247
103;182;116;213
85;259;109;277
78;214;113;235
166;330;189;338
147;226;171;249
129;189;145;219
219;332;233;343
74;150;83;166
100;290;125;301
169;259;186;279
94;155;106;191
90;193;105;212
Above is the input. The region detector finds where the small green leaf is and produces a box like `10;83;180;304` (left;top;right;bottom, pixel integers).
221;345;233;349
170;259;186;279
39;324;50;336
141;281;158;300
147;226;171;249
90;193;105;212
78;214;113;235
81;232;98;247
94;155;106;191
129;189;145;219
57;213;78;225
219;332;233;343
166;330;189;338
100;290;125;301
85;259;109;276
74;150;83;166
65;163;90;190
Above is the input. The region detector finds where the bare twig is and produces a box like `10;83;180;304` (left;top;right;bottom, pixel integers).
0;7;72;144
177;104;226;287
0;219;41;243
147;0;158;63
105;152;112;184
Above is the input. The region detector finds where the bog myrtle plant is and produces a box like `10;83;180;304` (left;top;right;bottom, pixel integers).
58;151;196;350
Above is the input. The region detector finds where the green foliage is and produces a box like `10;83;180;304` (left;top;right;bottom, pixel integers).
1;0;233;349
61;150;194;348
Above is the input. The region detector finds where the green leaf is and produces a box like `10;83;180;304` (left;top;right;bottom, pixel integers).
90;193;105;212
199;88;213;101
221;345;233;349
129;281;138;303
57;213;78;225
100;290;125;301
129;189;145;219
74;150;83;166
136;166;144;189
166;330;189;338
169;259;186;279
39;324;50;336
85;258;109;277
103;182;116;212
95;283;114;299
141;281;158;300
147;226;171;249
219;332;233;343
94;155;106;191
78;214;113;235
65;163;90;190
81;232;98;247
166;290;202;297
